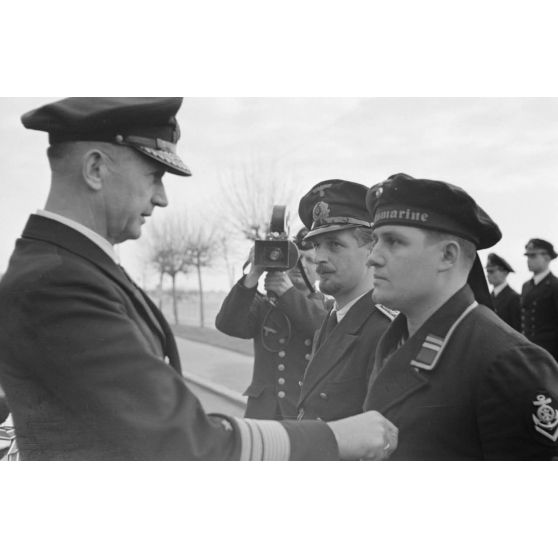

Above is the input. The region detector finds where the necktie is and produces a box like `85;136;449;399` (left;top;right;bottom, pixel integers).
324;310;338;337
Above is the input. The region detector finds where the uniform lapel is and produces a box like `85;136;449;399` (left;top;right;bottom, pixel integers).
21;215;176;369
299;292;374;403
367;286;477;414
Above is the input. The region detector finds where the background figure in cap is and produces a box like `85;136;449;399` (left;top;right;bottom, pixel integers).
0;97;398;461
521;238;558;361
485;253;521;331
364;173;558;460
215;227;331;420
296;179;395;422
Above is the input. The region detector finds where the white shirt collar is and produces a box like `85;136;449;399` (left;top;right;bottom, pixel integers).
334;291;369;323
533;269;551;285
492;282;508;296
36;209;119;264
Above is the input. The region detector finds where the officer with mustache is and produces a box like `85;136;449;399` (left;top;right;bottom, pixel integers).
296;180;395;422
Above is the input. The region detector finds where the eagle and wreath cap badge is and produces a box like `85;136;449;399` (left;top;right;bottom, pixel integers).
312;201;330;224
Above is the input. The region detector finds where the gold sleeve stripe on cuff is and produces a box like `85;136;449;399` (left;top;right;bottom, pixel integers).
232;418;290;460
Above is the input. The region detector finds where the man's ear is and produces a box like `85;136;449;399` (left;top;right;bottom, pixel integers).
82;150;105;191
439;240;460;271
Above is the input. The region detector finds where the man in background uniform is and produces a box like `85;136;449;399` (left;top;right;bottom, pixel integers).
521;238;558;361
364;173;558;460
0;97;398;460
296;180;395;422
485;252;521;331
215;228;330;419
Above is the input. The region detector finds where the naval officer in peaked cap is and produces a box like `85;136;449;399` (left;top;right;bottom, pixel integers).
295;179;395;422
363;173;558;460
0;97;398;461
485;253;521;331
521;238;558;361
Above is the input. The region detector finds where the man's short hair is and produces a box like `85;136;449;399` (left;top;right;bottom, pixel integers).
424;230;476;270
350;226;374;247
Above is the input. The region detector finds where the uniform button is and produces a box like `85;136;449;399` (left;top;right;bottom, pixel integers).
298;380;303;387
279;338;286;344
278;350;286;358
304;339;312;346
278;391;286;398
305;353;311;361
319;392;328;400
278;377;286;385
278;364;285;371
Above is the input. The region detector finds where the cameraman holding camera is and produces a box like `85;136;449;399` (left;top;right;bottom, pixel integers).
215;228;331;419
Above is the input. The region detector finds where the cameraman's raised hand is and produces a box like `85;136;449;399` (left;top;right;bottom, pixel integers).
264;271;294;297
243;246;267;288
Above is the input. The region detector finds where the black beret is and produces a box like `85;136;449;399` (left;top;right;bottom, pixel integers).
486;253;514;273
525;238;557;260
366;173;501;249
21;97;191;177
299;179;371;241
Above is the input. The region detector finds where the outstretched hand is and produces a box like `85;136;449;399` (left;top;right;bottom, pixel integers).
328;410;398;460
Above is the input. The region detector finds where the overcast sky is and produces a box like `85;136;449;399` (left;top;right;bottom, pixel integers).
1;97;557;292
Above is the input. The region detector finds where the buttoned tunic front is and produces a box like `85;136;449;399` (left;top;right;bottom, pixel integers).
521;272;558;360
297;291;393;421
215;278;330;419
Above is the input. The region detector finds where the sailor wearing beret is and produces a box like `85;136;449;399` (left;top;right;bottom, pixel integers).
364;173;558;460
296;179;394;422
485;253;521;331
521;238;558;361
0;97;398;460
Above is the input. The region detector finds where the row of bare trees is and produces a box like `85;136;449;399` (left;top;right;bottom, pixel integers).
146;215;217;326
143;161;301;327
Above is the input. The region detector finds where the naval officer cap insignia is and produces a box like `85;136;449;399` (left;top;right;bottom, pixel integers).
524;238;557;260
21;97;191;177
532;394;558;442
486;253;514;273
366;173;502;249
299;179;371;241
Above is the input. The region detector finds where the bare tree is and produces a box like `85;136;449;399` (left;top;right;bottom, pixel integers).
186;225;219;328
145;216;191;324
218;159;300;241
219;234;237;289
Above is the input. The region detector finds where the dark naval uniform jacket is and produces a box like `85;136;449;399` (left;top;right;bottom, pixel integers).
215;278;330;419
492;284;521;332
521;272;558;360
364;285;558;460
297;291;394;421
0;215;338;460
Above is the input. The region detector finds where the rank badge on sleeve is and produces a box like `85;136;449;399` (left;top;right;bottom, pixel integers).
532;394;558;442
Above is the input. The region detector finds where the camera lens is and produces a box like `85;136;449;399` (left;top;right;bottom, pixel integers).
267;248;283;261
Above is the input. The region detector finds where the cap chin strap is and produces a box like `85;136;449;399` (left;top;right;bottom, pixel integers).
296;258;316;294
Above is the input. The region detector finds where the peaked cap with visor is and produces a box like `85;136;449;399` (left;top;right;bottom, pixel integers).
21;97;191;177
